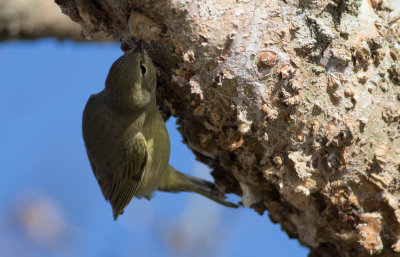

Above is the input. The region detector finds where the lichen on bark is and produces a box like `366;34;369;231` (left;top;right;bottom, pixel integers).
55;0;400;256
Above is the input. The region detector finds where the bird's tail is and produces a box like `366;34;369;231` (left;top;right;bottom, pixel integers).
159;165;238;208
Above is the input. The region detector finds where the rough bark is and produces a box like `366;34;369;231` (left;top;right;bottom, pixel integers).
0;0;110;41
55;0;400;256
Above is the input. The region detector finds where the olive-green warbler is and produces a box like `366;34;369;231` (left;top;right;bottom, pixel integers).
82;43;237;220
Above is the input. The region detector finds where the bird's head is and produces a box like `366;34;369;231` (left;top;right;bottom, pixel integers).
105;42;157;112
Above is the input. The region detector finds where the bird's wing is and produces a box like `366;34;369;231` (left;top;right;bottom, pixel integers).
95;132;148;220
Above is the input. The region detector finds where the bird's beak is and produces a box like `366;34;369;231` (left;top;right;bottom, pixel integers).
134;40;144;53
140;41;145;57
135;40;146;62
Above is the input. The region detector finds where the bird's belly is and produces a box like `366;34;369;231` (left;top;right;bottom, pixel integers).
135;133;170;198
135;162;166;198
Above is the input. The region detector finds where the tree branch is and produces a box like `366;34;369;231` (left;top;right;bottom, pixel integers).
0;0;110;41
55;0;400;256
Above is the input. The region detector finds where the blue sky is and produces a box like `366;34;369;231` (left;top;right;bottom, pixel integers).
0;39;308;257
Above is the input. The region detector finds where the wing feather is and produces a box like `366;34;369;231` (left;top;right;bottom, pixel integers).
91;133;148;220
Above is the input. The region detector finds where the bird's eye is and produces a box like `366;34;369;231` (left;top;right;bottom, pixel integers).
140;64;147;76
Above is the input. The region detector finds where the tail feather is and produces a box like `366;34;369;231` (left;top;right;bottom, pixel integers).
159;165;238;208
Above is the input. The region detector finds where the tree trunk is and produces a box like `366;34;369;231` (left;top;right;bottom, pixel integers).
55;0;400;256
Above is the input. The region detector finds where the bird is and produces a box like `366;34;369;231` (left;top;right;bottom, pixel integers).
82;42;238;220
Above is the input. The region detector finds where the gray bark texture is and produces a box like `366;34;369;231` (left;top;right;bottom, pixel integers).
55;0;400;256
